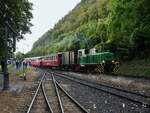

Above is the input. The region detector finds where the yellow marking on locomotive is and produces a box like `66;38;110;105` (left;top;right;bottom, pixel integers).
113;66;119;72
97;65;104;73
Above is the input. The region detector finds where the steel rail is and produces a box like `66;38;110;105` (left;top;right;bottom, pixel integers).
41;78;54;113
51;73;64;113
53;72;150;108
55;72;150;99
55;80;90;113
26;74;45;113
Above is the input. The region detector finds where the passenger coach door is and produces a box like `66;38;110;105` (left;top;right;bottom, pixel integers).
58;54;62;65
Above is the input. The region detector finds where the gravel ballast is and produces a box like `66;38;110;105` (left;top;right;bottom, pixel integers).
54;73;150;113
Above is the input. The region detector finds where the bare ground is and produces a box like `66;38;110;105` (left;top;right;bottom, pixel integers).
0;67;39;113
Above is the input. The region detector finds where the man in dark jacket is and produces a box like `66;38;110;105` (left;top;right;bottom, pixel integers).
16;60;19;69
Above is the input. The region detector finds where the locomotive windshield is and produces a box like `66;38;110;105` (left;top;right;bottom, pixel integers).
105;56;112;58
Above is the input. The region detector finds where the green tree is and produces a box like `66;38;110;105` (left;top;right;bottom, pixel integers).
0;0;33;59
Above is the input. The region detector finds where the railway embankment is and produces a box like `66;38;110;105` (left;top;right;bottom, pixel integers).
117;59;150;78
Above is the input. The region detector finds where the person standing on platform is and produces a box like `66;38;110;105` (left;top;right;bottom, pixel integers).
16;60;19;69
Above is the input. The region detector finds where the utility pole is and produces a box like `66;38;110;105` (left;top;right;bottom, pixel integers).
2;21;18;90
3;21;9;90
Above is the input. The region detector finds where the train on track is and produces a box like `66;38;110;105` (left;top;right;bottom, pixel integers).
25;48;119;73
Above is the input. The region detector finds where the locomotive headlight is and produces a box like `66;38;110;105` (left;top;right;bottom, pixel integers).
112;60;115;63
102;60;105;63
116;62;119;66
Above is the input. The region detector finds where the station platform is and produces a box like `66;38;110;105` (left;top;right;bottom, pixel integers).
0;67;27;94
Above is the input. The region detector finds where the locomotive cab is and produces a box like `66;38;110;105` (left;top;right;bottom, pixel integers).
99;52;119;73
100;52;114;72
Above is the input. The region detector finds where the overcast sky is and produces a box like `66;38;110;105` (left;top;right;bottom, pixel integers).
16;0;81;53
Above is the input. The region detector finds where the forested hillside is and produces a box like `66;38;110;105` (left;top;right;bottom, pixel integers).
27;0;150;60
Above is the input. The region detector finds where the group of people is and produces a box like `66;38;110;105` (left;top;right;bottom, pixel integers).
15;60;21;69
15;60;28;69
0;60;29;73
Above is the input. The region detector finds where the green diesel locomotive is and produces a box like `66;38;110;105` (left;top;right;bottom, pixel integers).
77;49;119;73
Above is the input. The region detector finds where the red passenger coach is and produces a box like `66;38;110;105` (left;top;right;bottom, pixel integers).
29;57;42;66
41;54;61;67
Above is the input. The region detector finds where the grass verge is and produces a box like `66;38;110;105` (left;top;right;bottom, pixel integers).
116;59;150;78
12;67;31;77
8;65;15;70
0;65;15;72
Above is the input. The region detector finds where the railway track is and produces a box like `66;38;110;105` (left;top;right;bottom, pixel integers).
26;72;89;113
26;73;53;113
52;71;150;108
